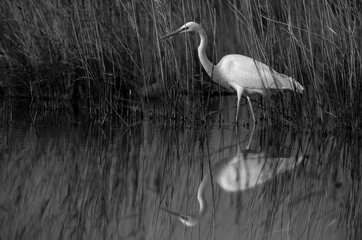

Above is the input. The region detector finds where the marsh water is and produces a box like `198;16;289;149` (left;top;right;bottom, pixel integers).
0;96;361;240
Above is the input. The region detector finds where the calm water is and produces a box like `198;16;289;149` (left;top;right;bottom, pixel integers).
0;97;361;240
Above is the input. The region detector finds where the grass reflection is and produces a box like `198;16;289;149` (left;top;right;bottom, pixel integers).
0;120;361;239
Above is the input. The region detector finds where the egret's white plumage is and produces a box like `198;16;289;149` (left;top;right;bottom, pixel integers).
162;152;303;226
161;22;304;122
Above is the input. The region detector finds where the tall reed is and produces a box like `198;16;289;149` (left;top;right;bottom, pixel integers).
0;0;361;128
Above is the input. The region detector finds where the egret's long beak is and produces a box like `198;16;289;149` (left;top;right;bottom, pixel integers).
160;207;189;221
160;207;198;226
160;207;184;217
160;27;185;40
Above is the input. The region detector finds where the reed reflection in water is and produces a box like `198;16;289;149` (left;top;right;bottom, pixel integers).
0;119;361;239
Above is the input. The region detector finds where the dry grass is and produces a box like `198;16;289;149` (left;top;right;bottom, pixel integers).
0;0;361;128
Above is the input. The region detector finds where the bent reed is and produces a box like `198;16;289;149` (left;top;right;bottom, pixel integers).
0;0;360;128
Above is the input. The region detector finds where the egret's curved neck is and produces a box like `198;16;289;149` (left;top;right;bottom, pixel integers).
197;29;214;77
197;173;210;217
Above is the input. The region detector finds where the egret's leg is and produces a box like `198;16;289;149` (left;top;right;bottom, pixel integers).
246;96;256;123
246;124;255;150
235;87;243;122
234;125;241;156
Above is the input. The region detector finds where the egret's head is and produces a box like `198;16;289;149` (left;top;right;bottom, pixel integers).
161;22;202;40
180;22;202;33
160;207;200;227
178;214;200;227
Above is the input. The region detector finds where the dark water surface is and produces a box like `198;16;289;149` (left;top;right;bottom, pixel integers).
0;98;361;240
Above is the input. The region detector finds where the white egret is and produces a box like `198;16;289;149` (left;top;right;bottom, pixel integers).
162;152;303;226
161;22;304;122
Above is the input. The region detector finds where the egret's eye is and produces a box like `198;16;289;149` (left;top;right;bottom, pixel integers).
178;215;188;221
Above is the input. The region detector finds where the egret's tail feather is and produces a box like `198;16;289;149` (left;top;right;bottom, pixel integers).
288;77;304;93
274;72;304;93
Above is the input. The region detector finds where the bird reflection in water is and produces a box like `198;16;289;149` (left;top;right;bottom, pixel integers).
162;126;303;226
